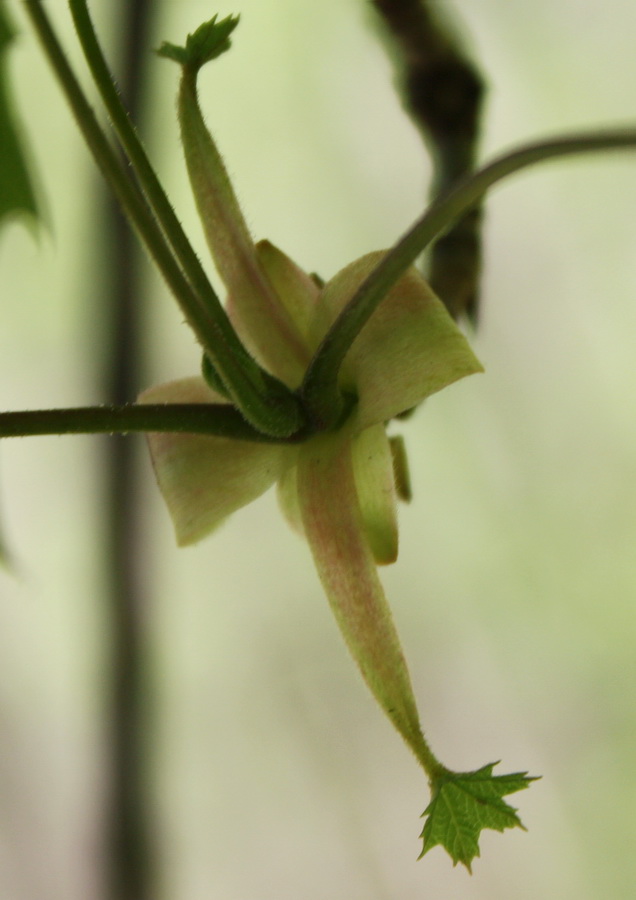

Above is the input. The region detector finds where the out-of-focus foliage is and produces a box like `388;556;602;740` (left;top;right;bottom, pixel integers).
0;5;39;228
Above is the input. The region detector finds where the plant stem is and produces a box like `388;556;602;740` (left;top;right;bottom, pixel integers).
23;0;302;438
301;127;636;427
0;404;296;442
371;0;486;320
67;0;246;363
98;3;153;897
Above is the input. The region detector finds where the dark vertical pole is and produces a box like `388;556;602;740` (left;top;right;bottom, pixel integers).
99;1;156;898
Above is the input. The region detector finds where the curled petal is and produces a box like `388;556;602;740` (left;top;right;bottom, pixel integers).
352;424;398;565
140;378;293;545
315;252;483;429
297;426;429;762
177;70;310;385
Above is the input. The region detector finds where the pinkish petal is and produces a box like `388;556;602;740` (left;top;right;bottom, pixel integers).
276;460;304;536
140;377;293;545
315;252;483;429
255;240;319;344
297;427;428;760
352;424;398;565
278;425;398;565
178;74;310;385
225;240;313;387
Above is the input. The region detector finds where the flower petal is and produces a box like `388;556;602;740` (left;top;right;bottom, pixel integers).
140;377;293;545
255;240;319;343
276;461;304;536
297;426;428;760
315;252;483;429
225;240;315;386
177;72;310;385
352;424;398;565
278;425;398;565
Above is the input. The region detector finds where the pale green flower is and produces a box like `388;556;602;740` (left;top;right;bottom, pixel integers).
144;16;483;774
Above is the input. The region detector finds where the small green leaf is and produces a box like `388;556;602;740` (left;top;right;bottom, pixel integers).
419;762;539;871
0;6;40;228
157;14;240;70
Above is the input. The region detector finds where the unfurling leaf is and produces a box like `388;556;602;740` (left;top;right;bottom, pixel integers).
419;762;539;871
157;14;239;69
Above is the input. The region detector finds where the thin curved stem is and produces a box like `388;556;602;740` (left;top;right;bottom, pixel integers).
68;0;236;346
22;3;207;348
301;127;636;427
0;404;302;443
23;0;303;438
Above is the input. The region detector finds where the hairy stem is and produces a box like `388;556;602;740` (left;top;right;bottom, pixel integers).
68;0;245;359
23;0;302;437
0;405;297;442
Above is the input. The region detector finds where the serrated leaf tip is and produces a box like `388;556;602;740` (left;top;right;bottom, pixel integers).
157;13;240;70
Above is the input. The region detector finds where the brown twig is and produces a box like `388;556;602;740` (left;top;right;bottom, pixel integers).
370;0;486;321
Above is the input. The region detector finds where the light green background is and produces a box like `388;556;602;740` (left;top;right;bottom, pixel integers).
1;1;636;898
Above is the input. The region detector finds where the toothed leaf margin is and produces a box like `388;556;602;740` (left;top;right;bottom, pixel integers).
419;762;539;871
157;14;240;70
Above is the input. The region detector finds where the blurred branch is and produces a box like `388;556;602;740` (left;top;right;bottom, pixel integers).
96;1;155;898
371;0;486;320
0;5;40;226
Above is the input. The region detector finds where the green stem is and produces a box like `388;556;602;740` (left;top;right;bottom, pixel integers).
67;1;243;364
23;0;302;438
301;127;636;427
0;404;301;443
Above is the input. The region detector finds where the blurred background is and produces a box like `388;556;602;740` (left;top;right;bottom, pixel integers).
1;1;636;898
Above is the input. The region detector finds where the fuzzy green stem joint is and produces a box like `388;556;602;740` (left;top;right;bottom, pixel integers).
300;127;636;427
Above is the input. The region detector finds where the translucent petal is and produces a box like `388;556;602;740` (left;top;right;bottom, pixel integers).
255;240;319;344
352;424;398;565
140;377;293;545
178;74;309;385
297;427;426;758
315;252;483;429
225;240;317;386
276;461;304;536
224;240;313;387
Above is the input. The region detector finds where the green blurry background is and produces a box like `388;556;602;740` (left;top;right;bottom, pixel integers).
1;1;636;898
